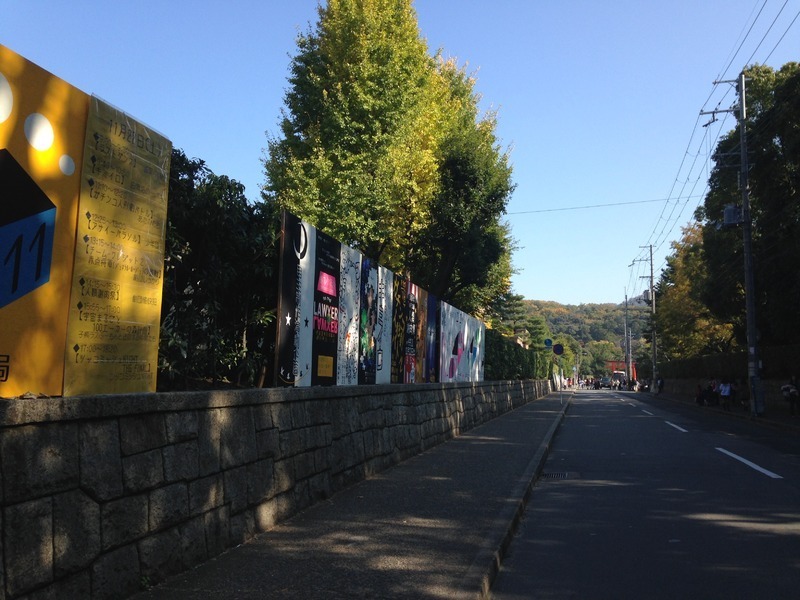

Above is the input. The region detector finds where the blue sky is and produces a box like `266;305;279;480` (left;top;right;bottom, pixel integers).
3;1;797;305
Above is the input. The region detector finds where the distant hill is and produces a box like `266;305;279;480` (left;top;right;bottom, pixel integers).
523;299;650;345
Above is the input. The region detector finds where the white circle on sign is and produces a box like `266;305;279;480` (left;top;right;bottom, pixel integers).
59;154;75;175
24;113;55;151
0;72;12;123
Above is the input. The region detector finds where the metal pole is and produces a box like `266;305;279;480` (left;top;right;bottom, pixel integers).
649;245;657;392
738;71;764;416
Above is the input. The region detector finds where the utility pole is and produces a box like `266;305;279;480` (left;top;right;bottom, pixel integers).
647;245;657;392
624;292;630;383
700;71;764;416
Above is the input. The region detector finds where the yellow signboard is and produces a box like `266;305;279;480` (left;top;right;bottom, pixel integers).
0;45;88;397
0;45;171;397
63;97;171;395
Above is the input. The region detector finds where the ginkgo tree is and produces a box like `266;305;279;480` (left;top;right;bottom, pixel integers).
263;0;515;315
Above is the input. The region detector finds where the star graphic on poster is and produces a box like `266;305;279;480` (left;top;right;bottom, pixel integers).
304;317;309;328
285;312;292;326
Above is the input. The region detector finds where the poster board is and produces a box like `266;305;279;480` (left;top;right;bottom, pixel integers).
63;96;171;395
0;45;170;397
0;45;88;397
275;210;484;388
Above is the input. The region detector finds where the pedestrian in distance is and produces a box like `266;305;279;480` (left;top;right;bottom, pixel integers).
719;379;732;411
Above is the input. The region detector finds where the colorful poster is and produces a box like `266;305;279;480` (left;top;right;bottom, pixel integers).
374;265;393;384
469;316;485;382
337;244;361;385
0;45;89;397
275;212;315;387
63;96;171;395
403;282;419;383
422;291;439;383
390;276;407;383
357;258;378;384
274;211;484;388
311;229;340;385
439;302;485;383
413;286;428;383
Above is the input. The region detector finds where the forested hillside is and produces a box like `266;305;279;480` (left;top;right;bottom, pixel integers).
524;299;650;347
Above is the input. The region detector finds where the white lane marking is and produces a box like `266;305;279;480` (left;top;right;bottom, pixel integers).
716;447;783;479
665;421;688;433
642;410;654;416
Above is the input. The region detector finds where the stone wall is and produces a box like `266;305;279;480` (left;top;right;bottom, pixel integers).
0;379;550;600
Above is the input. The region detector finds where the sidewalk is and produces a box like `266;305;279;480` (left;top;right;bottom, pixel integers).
132;393;572;600
652;388;800;435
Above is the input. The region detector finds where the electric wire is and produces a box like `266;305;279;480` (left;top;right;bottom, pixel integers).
628;0;797;296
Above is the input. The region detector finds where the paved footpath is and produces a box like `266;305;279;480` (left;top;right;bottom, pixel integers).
133;393;571;600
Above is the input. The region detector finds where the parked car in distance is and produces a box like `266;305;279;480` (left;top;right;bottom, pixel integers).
599;376;613;389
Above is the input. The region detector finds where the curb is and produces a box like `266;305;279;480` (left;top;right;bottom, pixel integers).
459;393;573;600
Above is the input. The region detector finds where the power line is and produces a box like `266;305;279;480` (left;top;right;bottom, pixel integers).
507;196;701;215
630;0;797;279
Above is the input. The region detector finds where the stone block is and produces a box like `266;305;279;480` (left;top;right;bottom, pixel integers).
204;505;230;558
308;423;332;449
254;498;278;531
1;423;79;503
162;440;200;482
270;403;292;431
253;403;274;431
255;427;280;459
101;493;148;550
179;516;208;568
293;451;316;481
138;527;183;584
280;428;306;457
4;498;52;596
91;545;141;600
247;458;274;505
189;474;224;516
149;483;189;531
305;399;332;426
290;401;310;429
219;407;257;469
79;420;123;501
228;509;256;546
21;572;91;600
313;447;330;473
53;489;100;576
223;465;248;513
308;472;332;502
122;449;164;492
272;458;295;495
165;411;198;443
119;414;167;456
197;409;222;476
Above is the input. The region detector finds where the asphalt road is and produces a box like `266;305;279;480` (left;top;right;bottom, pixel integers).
490;389;800;600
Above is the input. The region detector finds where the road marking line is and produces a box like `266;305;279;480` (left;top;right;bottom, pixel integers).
642;410;654;415
716;447;783;479
665;421;688;432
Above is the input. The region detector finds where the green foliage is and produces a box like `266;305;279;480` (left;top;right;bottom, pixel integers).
263;0;435;262
655;223;737;360
407;59;515;313
159;149;279;389
694;62;800;347
484;328;541;380
263;0;515;318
